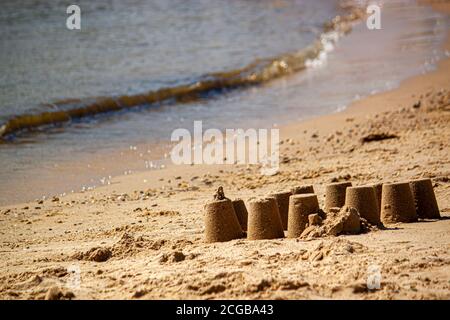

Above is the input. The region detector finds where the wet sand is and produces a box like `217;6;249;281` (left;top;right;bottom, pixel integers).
0;1;449;300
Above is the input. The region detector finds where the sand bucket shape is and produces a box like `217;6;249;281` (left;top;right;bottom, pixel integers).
247;197;284;240
409;178;440;219
381;182;418;223
287;193;319;238
345;186;380;225
267;191;292;230
371;182;383;215
232;199;249;231
324;181;352;212
204;198;243;243
291;185;315;195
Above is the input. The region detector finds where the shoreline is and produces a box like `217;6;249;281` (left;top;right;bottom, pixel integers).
0;1;449;300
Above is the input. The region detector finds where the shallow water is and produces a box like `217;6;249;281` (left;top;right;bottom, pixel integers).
0;0;448;204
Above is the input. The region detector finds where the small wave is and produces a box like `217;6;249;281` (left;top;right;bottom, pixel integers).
0;5;365;139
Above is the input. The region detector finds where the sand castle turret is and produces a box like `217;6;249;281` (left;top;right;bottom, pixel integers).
232;199;249;231
204;199;243;243
381;182;418;223
345;186;380;225
324;181;352;212
204;187;243;243
287;194;319;238
409;178;440;219
371;182;383;214
247;197;284;240
267;191;292;230
291;184;315;195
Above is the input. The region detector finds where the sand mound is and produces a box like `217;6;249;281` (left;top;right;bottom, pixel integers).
45;286;75;300
300;206;380;239
158;251;186;263
301;238;367;262
71;232;195;262
134;208;180;217
72;247;112;262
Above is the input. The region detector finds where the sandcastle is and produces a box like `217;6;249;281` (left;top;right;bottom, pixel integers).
247;197;285;240
232;199;249;231
267;191;292;230
409;178;440;219
345;186;380;225
324;181;352;212
291;185;315;195
287;194;319;238
204;198;243;243
372;182;383;214
204;176;440;242
380;182;418;223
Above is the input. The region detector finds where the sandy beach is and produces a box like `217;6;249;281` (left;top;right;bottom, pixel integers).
0;1;449;300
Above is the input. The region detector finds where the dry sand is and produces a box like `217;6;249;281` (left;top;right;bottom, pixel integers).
0;1;449;300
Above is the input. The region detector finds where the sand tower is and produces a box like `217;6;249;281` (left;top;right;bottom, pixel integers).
380;182;418;223
267;191;292;230
204;198;243;243
232;199;249;231
345;186;380;225
247;197;284;240
372;182;383;214
287;194;319;238
291;185;315;195
324;181;352;212
409;178;440;219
